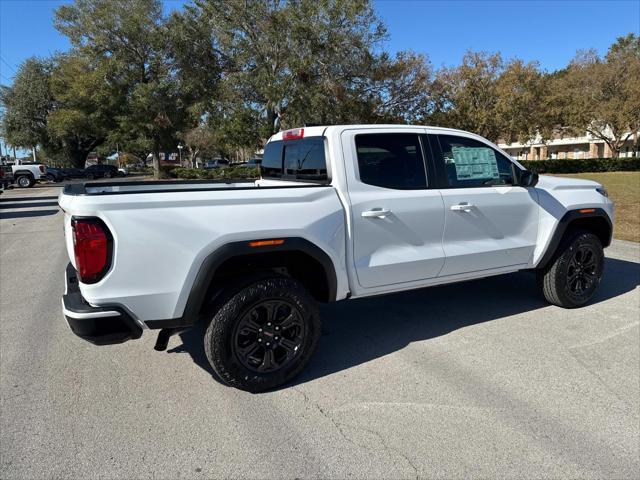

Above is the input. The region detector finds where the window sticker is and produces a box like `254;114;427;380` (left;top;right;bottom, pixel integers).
449;146;499;180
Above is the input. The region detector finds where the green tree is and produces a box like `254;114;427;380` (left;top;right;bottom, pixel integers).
552;35;640;157
0;58;53;156
608;34;640;156
181;0;431;141
45;54;120;166
165;3;224;120
55;0;192;176
182;124;219;167
494;59;550;143
429;51;552;144
430;51;504;141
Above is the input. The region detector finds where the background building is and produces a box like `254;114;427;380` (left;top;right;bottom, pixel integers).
499;130;639;160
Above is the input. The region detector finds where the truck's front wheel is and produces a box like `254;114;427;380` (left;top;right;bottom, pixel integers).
204;277;321;392
539;230;604;308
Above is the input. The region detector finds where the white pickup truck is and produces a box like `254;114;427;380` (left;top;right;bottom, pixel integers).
59;125;614;392
11;163;48;187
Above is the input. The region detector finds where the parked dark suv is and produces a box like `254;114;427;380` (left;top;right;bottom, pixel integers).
45;167;66;182
85;164;119;179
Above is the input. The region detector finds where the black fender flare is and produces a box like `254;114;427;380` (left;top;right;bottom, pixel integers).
146;237;337;329
536;207;612;270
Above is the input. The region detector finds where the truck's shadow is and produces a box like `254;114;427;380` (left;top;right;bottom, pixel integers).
0;201;60;209
0;195;59;202
0;209;59;219
169;256;639;389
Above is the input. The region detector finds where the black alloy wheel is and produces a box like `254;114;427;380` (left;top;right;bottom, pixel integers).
566;244;599;298
204;276;321;392
232;299;306;373
539;230;604;308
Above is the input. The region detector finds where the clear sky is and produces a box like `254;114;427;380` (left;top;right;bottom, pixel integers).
1;0;639;84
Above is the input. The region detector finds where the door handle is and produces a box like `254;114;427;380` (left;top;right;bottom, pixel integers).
361;208;391;219
450;203;475;212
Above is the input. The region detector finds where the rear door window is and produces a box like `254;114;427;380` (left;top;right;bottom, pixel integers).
355;133;427;189
261;142;284;178
261;138;328;182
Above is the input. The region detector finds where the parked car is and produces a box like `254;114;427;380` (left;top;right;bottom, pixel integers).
61;168;86;179
59;124;614;392
85;164;119;179
238;158;262;168
203;159;230;169
45;167;66;182
117;166;128;177
11;163;47;188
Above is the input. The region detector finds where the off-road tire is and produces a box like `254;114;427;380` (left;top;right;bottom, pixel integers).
204;277;321;392
539;230;604;308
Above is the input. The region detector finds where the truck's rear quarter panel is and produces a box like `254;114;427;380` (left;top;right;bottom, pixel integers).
59;185;348;323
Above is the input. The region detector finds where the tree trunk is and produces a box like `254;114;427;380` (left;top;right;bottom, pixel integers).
190;148;199;169
267;105;279;136
70;149;88;168
153;138;161;179
611;141;621;158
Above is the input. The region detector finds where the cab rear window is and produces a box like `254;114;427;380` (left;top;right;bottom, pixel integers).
261;138;328;183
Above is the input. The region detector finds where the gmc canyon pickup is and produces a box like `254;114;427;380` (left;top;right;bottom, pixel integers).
12;163;47;187
59;125;614;392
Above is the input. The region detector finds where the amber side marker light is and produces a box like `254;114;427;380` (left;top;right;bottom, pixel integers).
249;239;285;247
579;208;596;214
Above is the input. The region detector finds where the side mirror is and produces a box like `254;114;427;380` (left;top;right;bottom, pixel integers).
519;170;539;187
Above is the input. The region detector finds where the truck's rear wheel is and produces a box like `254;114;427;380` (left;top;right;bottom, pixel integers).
539;230;604;308
16;175;34;188
204;277;321;392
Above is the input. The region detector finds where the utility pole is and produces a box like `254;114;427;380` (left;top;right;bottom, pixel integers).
32;145;37;162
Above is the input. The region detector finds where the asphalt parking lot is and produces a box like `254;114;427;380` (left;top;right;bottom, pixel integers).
1;182;638;479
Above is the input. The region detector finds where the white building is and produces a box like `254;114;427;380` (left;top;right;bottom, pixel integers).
498;129;639;160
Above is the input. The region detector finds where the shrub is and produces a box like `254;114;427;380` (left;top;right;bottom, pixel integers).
520;158;640;174
159;165;180;179
129;166;154;175
170;166;260;181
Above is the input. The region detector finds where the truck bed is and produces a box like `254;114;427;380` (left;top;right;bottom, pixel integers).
58;178;348;321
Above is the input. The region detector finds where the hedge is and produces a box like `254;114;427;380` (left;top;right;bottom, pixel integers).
169;166;260;180
129;166;154;175
519;158;640;174
147;158;640;179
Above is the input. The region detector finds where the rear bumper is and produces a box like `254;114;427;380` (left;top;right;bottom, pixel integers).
62;263;142;345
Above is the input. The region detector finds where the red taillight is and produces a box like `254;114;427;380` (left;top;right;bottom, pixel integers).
282;128;304;141
72;219;112;284
39;165;45;173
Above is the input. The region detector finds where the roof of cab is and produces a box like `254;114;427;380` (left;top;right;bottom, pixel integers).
268;124;478;142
